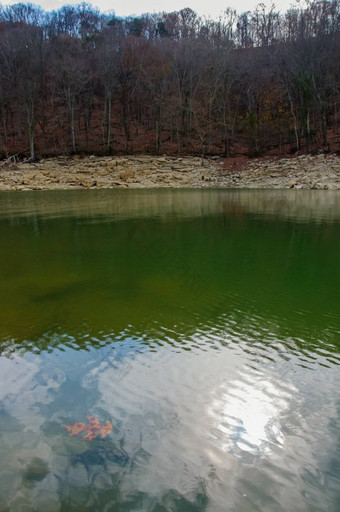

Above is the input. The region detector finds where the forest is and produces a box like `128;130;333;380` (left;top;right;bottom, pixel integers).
0;0;339;159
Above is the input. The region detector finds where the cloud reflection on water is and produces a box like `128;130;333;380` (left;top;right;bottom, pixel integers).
0;319;339;511
208;377;291;455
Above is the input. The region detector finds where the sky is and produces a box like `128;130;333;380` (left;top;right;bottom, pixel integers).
4;0;299;19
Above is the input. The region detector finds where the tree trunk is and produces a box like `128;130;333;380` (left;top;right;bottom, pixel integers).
287;89;300;151
106;92;112;151
26;99;35;160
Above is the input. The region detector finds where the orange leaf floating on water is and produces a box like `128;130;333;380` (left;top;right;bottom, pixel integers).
99;420;114;439
63;421;87;437
63;415;113;441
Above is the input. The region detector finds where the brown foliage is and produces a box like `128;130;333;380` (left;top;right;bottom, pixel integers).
63;416;113;441
0;1;339;158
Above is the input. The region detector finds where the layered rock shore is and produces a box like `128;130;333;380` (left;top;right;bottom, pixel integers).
0;153;339;191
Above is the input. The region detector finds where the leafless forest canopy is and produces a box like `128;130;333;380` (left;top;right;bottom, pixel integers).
0;1;340;159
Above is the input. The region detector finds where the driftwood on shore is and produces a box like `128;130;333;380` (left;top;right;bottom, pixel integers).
1;153;20;167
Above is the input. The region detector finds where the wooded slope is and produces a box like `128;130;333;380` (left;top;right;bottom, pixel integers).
0;1;339;158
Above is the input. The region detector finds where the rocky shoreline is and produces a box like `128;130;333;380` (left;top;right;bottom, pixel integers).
0;153;339;191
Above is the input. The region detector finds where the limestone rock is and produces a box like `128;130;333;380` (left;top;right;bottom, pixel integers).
0;153;339;190
119;170;135;181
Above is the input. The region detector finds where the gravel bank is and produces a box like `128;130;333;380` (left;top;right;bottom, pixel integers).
0;153;339;191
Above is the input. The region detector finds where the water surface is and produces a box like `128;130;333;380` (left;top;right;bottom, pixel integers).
0;189;339;512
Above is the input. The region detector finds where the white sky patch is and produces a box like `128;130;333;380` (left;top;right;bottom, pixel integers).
4;0;300;19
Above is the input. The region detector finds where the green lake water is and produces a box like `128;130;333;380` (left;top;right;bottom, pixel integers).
0;188;339;512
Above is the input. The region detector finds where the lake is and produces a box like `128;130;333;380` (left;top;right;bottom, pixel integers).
0;188;339;512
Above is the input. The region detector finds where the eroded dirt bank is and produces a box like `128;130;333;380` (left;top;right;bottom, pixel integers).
0;153;339;191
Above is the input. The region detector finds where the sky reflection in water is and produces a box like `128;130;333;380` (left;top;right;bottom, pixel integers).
0;189;339;512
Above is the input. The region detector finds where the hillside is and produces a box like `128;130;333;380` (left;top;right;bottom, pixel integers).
0;1;339;160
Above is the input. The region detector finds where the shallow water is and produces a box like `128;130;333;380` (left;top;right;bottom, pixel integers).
0;189;339;512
